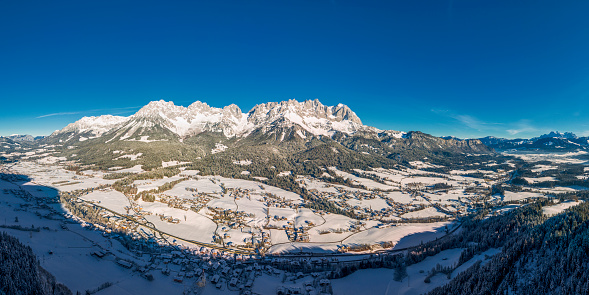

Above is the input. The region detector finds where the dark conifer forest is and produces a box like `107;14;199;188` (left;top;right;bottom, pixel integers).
427;202;589;295
0;232;71;295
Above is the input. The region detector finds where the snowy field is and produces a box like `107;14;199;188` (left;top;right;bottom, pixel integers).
503;191;543;202
343;222;452;249
401;207;449;219
4;174;459;295
542;200;583;216
80;190;131;214
332;248;464;295
331;246;502;295
2;159;474;256
503;150;589;164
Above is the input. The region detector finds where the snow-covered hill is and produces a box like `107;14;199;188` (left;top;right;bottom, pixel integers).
52;115;128;138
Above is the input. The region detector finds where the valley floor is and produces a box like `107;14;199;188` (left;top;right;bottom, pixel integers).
2;149;589;294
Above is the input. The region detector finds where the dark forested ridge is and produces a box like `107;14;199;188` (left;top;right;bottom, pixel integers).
0;232;71;295
427;201;589;295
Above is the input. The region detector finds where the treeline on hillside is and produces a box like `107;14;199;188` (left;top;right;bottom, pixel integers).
300;188;359;219
60;139;206;171
186;147;369;191
329;200;586;289
414;152;517;176
514;162;589;188
103;172;135;180
427;201;589;295
338;133;496;167
409;202;547;265
292;143;397;171
136;178;186;202
0;231;72;295
111;167;181;196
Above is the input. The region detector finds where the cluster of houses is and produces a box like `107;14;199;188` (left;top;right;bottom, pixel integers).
156;213;180;224
284;221;310;242
158;192;211;212
207;207;250;229
261;192;298;209
91;235;339;295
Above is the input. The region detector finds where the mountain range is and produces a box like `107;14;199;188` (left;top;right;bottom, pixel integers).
4;100;586;167
49;99;374;142
0;99;495;175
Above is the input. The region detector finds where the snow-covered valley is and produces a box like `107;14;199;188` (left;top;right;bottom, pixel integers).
2;145;588;294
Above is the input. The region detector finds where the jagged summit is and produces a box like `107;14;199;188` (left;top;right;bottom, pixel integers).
133;100;181;118
128;100;249;137
247;99;366;137
249;99;362;125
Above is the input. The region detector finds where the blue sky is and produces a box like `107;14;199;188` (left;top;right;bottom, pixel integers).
1;0;589;138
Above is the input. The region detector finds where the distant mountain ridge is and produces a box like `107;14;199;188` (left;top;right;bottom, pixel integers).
3;134;46;141
479;131;589;151
536;131;578;140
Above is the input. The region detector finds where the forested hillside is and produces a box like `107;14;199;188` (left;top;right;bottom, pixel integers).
0;232;72;295
427;201;589;295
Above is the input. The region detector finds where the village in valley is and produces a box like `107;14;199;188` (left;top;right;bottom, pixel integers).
1;143;586;295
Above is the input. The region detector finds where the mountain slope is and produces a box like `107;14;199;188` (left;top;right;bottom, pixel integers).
48;115;129;143
0;232;72;295
428;201;589;295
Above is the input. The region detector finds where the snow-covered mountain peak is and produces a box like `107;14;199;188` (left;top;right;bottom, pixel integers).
53;115;128;136
222;104;243;118
538;131;578;140
247;99;364;136
127;100;250;137
248;99;360;122
331;103;361;124
187;101;215;113
133;100;186;119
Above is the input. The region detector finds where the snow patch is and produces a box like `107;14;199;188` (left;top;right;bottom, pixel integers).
211;142;228;154
233;160;252;166
543;200;583;216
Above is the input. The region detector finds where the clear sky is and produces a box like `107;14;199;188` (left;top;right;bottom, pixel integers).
1;0;589;139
